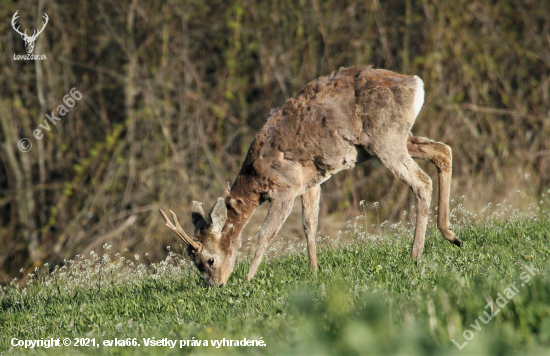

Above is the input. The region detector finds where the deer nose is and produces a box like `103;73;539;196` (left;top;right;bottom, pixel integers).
205;279;223;287
204;275;226;287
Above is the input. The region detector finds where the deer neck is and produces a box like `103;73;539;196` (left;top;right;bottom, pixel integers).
222;173;261;254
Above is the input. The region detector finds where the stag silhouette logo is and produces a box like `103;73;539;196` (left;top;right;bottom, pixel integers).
11;11;48;54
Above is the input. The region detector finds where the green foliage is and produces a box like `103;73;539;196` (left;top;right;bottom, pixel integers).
1;207;550;355
2;0;550;281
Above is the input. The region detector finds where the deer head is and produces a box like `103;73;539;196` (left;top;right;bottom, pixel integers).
160;197;235;286
12;11;49;54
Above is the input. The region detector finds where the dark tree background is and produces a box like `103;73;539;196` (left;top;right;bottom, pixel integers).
1;0;549;281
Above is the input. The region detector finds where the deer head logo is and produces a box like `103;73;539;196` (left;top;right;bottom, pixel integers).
11;11;49;54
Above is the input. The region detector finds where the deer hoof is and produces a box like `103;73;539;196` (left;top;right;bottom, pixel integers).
452;237;462;248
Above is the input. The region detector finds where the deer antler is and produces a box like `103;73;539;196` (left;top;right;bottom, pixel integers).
11;11;26;38
29;13;48;40
159;208;202;252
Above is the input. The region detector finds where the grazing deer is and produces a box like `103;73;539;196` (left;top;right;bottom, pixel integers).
160;65;462;286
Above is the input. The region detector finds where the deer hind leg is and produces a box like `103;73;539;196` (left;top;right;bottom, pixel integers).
373;142;433;259
302;185;320;271
407;135;462;248
247;194;295;282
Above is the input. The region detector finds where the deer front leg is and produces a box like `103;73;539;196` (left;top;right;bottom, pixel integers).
302;185;320;270
247;195;295;282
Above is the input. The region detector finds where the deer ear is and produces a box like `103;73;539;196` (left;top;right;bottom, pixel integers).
210;197;227;233
224;182;231;198
191;201;206;227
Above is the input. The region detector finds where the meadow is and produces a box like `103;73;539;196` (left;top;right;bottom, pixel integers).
1;198;550;355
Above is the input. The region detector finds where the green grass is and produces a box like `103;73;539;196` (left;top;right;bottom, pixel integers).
2;203;550;355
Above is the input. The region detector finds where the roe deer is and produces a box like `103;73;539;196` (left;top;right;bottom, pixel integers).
160;65;462;286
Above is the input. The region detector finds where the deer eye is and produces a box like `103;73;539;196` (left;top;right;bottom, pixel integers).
207;258;215;266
